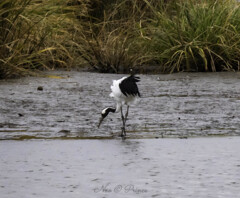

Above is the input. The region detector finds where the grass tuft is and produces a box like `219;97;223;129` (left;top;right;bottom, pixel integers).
145;0;240;72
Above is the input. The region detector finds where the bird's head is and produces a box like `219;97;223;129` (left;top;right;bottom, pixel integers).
97;108;110;128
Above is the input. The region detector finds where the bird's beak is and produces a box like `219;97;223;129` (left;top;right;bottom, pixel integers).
98;117;104;128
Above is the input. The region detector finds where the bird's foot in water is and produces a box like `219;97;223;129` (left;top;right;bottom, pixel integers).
120;127;126;138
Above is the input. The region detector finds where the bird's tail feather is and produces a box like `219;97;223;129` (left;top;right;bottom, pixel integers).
131;75;140;82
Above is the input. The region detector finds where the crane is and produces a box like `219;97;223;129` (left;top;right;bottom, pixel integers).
98;75;141;137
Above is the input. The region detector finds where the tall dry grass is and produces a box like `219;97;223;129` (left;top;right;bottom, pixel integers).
0;0;88;78
1;0;240;78
75;0;152;73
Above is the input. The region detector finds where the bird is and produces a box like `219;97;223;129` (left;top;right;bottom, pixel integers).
98;74;141;137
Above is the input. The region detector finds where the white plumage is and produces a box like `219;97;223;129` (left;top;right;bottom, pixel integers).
109;77;137;113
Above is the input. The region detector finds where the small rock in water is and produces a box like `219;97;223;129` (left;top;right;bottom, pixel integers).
37;86;43;91
58;130;71;134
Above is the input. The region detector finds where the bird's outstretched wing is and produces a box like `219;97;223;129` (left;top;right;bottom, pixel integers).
119;75;141;97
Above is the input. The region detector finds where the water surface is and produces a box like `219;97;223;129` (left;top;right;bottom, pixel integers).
1;138;240;198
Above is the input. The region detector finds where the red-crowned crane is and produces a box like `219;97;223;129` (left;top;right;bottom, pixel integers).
98;75;141;137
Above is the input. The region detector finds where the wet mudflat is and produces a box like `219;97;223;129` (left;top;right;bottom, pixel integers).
0;71;239;139
1;138;240;198
0;72;240;198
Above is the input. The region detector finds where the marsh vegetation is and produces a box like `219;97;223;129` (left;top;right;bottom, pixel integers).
1;0;240;78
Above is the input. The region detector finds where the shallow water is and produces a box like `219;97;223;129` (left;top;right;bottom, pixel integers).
0;71;239;140
1;72;240;198
1;138;240;198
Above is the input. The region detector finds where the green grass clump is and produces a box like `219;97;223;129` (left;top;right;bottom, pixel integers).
146;0;240;72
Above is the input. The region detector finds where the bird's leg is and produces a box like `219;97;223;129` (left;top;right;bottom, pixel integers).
120;106;125;137
123;105;129;136
124;106;129;122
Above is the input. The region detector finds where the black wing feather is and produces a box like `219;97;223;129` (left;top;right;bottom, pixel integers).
119;75;141;97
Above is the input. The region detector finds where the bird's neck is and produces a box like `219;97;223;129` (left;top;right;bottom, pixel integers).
107;107;116;113
104;103;121;115
115;102;121;113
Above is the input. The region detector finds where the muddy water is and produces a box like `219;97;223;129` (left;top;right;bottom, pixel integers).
1;138;240;198
0;71;239;139
1;72;240;198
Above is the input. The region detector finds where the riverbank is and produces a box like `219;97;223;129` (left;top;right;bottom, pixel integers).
1;1;240;78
